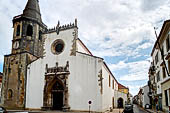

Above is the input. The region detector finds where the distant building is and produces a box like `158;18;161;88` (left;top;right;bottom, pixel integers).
141;85;150;108
137;88;143;107
127;93;133;104
132;95;138;104
149;19;170;112
118;83;129;94
112;83;129;108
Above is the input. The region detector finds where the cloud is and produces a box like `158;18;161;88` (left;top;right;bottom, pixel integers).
0;55;3;64
140;0;167;12
137;42;153;50
109;59;150;81
128;85;143;96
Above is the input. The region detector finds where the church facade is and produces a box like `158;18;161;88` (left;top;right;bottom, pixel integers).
1;0;127;112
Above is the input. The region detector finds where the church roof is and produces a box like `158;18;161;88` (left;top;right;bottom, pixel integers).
77;38;93;56
23;0;42;23
118;83;128;89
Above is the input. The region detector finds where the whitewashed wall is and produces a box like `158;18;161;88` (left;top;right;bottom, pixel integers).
69;53;103;112
26;58;45;109
101;64;119;111
102;65;114;111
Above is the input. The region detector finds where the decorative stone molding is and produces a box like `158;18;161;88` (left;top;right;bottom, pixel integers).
98;70;103;94
43;61;70;111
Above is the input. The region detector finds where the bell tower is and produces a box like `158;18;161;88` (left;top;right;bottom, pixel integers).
12;0;47;56
1;0;47;109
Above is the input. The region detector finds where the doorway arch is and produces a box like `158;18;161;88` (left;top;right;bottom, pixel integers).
117;97;124;108
43;75;69;110
52;81;64;110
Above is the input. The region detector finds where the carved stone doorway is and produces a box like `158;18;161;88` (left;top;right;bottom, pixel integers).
42;62;70;111
52;81;64;110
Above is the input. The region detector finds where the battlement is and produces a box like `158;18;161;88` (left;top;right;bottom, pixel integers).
47;18;78;34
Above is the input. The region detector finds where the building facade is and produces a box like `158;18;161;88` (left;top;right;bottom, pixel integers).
1;0;126;112
141;85;150;108
149;20;170;112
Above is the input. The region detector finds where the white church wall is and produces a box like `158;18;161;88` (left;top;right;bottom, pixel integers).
68;53;103;112
26;58;45;109
101;65;115;111
43;29;77;67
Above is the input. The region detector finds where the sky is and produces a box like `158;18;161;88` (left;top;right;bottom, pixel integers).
1;0;170;96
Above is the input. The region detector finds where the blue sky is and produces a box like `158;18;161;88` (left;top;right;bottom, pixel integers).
1;0;170;96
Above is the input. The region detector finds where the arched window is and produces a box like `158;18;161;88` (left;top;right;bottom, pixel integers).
16;25;20;36
39;30;42;40
8;89;13;99
26;25;33;36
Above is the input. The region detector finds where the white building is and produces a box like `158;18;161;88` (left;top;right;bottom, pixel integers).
141;85;150;108
149;20;170;112
26;22;119;112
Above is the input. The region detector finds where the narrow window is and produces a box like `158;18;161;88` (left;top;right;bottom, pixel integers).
161;46;164;59
166;35;170;52
8;89;13;99
109;75;111;87
16;25;20;36
26;25;33;36
162;67;166;78
112;80;114;89
155;53;158;64
165;90;168;106
39;30;42;40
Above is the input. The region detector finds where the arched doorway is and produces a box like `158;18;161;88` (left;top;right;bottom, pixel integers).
52;81;64;110
118;98;124;108
42;62;70;111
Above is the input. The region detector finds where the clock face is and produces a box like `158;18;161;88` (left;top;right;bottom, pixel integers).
13;41;19;49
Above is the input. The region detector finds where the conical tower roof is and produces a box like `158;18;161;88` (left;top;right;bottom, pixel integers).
23;0;42;23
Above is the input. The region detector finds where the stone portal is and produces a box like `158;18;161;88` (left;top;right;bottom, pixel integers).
42;62;70;111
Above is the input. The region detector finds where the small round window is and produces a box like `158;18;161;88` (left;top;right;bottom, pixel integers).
51;39;65;55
